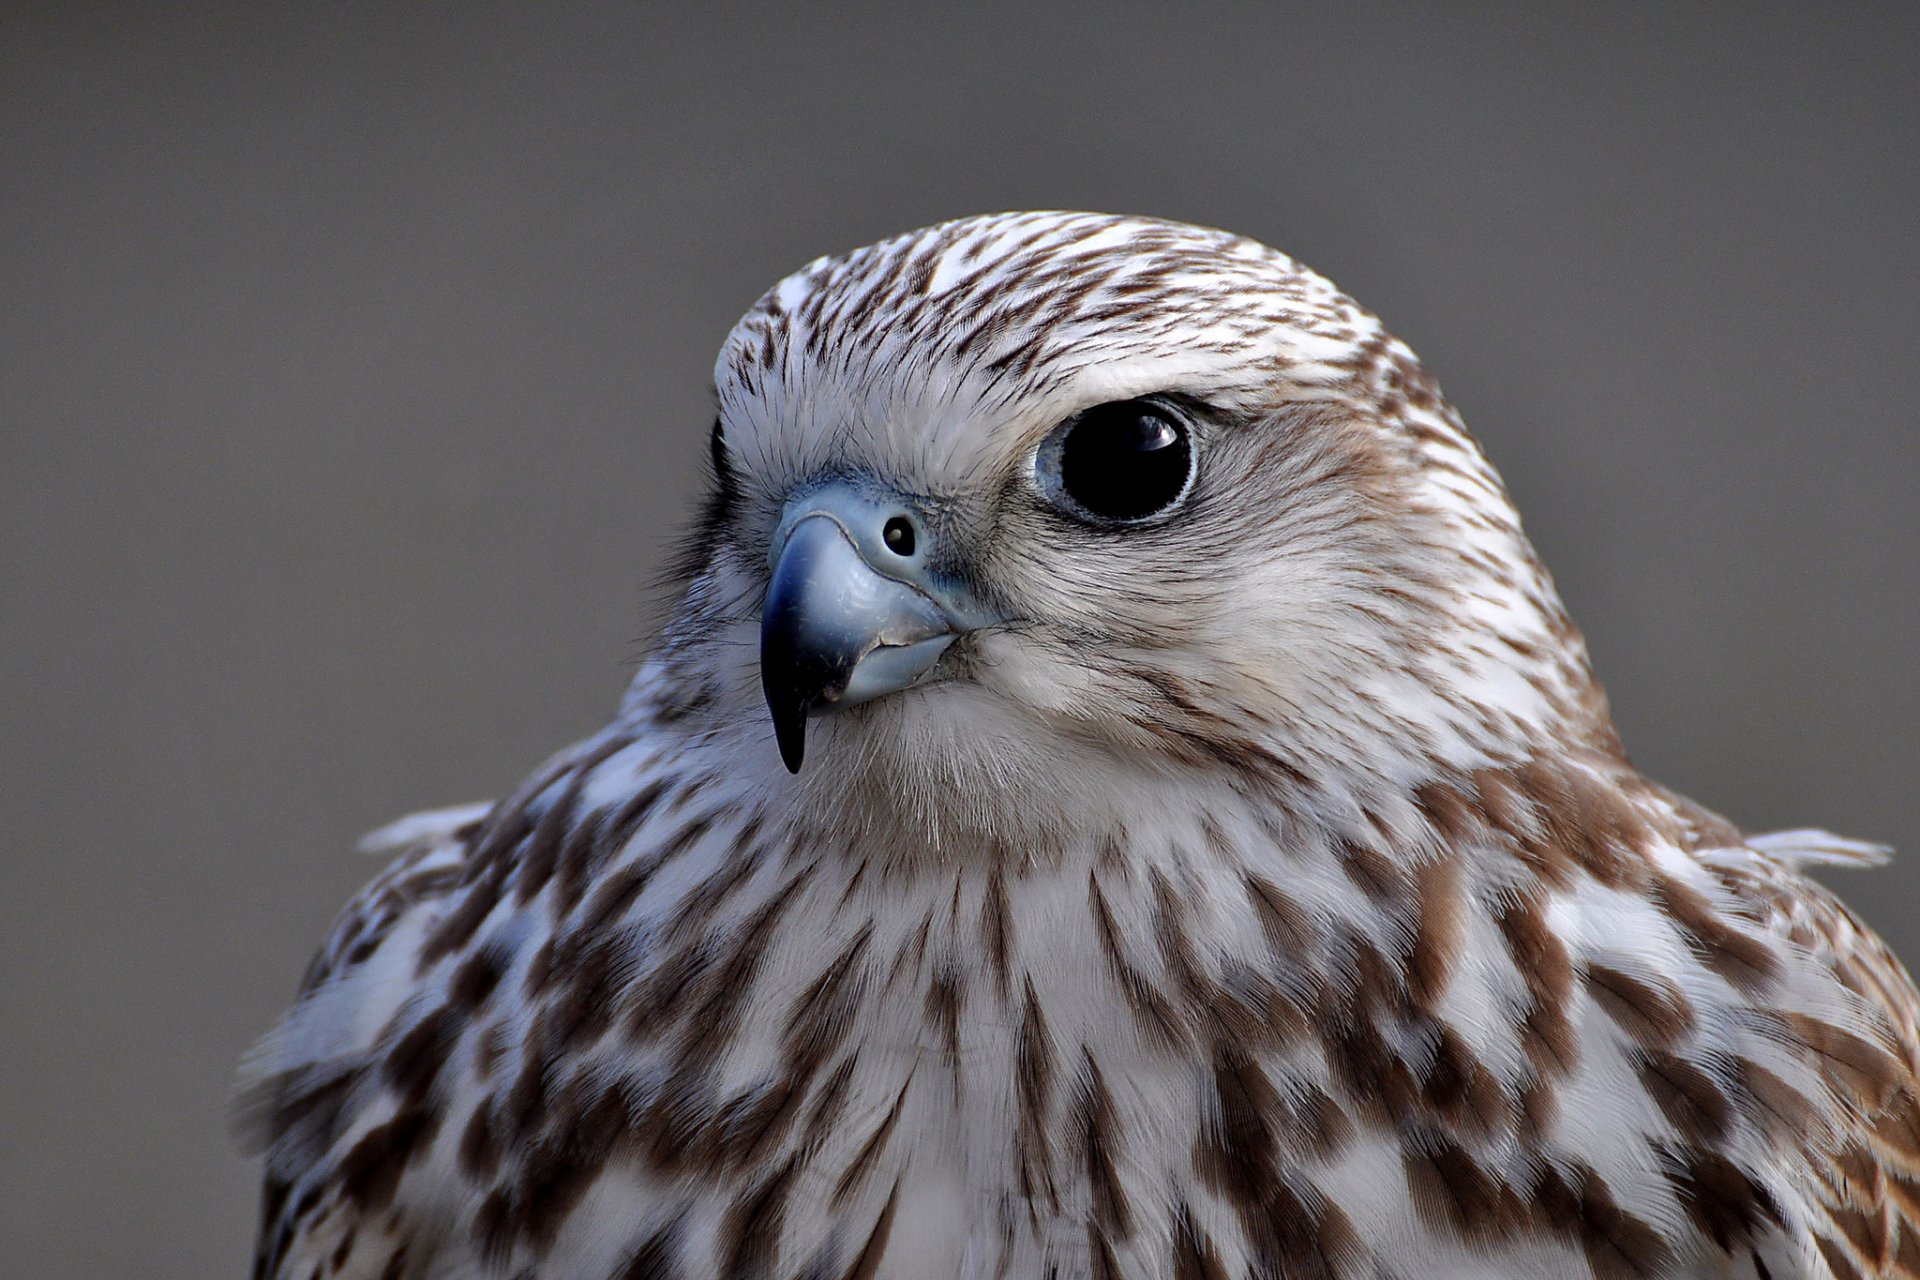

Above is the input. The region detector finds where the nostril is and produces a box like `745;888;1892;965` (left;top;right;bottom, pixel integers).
881;516;916;557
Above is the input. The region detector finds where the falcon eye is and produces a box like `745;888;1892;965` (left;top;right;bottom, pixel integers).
1037;398;1196;524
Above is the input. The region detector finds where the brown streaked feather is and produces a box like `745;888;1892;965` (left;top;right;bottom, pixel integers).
1774;873;1920;1279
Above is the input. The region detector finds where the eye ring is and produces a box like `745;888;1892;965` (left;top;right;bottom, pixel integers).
1034;396;1198;525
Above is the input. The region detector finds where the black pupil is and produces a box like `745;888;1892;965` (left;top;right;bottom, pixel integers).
1058;401;1191;520
883;517;915;556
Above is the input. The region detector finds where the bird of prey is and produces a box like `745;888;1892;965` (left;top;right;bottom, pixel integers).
239;212;1920;1280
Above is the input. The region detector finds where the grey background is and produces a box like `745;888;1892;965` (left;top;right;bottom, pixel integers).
3;3;1915;1274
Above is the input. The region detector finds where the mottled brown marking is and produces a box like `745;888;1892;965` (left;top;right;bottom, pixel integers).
1348;929;1412;1018
1326;1012;1421;1130
1659;1145;1780;1254
712;1076;803;1171
924;962;964;1067
981;866;1013;1002
676;873;809;1057
1073;1051;1133;1239
418;859;513;974
1815;1232;1868;1280
511;790;582;908
251;211;1920;1280
1415;778;1482;850
836;1181;900;1280
1424;1024;1508;1135
1518;1003;1579;1089
239;1062;365;1181
337;1109;440;1213
1197;1042;1331;1222
1215;959;1311;1051
1090;873;1187;1052
1534;1161;1673;1280
885;910;935;992
1243;873;1314;959
1511;756;1653;891
503;1041;555;1144
1016;977;1060;1208
1783;1011;1903;1109
1088;1227;1124;1280
630;1063;712;1174
458;1104;499;1181
521;937;555;996
1870;1087;1920;1180
830;1076;912;1208
1410;853;1464;1009
416;772;574;971
509;1081;622;1247
579;812;715;934
660;824;765;944
1497;891;1579;1077
1472;767;1546;858
783;925;873;1073
515;735;634;907
611;1218;681;1280
719;1154;798;1279
834;857;870;912
1150;867;1211;1003
555;777;669;919
1171;1202;1230;1280
1652;873;1781;994
622;939;711;1045
539;935;620;1051
1247;1182;1365;1280
1731;1057;1818;1145
1831;1199;1889;1264
1636;1049;1731;1144
1403;1133;1527;1245
799;1054;859;1150
1126;666;1311;786
1585;963;1695;1051
1340;836;1413;907
448;946;507;1012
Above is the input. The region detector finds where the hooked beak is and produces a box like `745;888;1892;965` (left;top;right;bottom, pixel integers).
759;483;984;772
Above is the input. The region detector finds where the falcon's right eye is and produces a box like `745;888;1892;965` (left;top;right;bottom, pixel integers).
1036;397;1197;525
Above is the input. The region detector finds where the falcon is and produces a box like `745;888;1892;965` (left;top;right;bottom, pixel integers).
239;212;1920;1279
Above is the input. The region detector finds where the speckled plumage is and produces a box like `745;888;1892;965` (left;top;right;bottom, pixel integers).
240;213;1920;1280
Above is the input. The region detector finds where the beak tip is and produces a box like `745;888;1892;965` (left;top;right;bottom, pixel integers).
771;704;807;773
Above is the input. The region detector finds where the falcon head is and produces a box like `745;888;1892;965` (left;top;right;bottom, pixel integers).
658;213;1614;832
